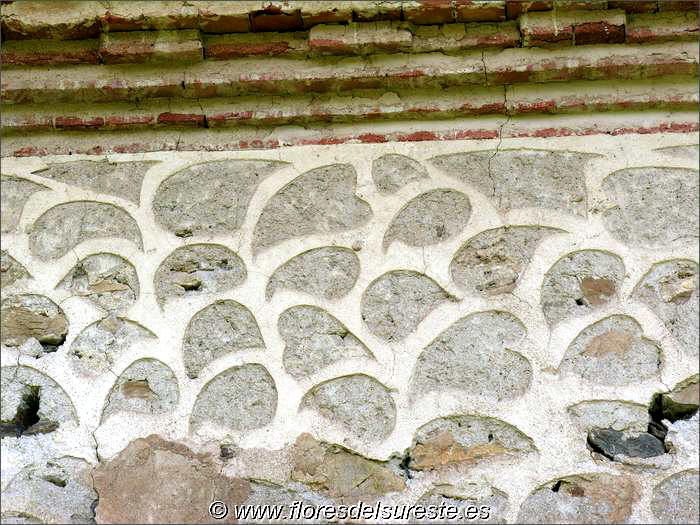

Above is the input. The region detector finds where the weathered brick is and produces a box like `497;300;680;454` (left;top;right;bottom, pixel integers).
99;30;203;64
401;0;454;24
55;116;105;129
573;10;626;43
554;0;608;9
205;32;308;59
294;1;354;27
0;1;103;40
413;21;520;52
521;9;626;46
2;42;696;104
102;1;198;31
657;0;699;11
310;21;413;55
351;1;403;22
608;0;657;13
197;1;258;33
455;0;506;22
1;39;100;66
520;10;574;45
505;1;553;19
627;12;698;43
251;2;303;32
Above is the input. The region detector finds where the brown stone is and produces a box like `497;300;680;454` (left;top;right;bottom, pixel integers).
410;431;509;470
0;306;68;347
121;380;156;399
582;330;634;357
93;435;249;524
580;277;616;305
669;377;700;407
290;433;405;503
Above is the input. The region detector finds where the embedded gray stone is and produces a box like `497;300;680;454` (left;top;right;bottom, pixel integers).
182;300;265;379
633;259;698;356
300;374;395;442
383;189;471;249
1;366;77;438
279;305;372;379
28;201;142;260
57;253;139;313
587;428;665;460
0;457;97;524
1;175;49;233
451;226;564;295
191;364;277;432
372;153;428;194
541;250;625;326
415;483;509;524
101;358;179;422
361;270;455;342
153;244;246;307
430;149;598;216
601;167;699;248
69;317;155;377
266;247;360;301
559;315;660;385
33;159;158;204
409;415;535;471
654;144;699;161
567;400;650;434
0;251;31;289
651;470;699;524
517;474;640;524
153;159;287;237
411;311;532;401
253;164;372;253
1;294;68;357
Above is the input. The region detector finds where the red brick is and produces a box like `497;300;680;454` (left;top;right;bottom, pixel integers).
101;1;198;31
55;116;104;129
402;0;454;24
505;1;553;19
455;0;506;22
627;12;698;43
1;39;99;66
310;21;413;56
197;1;257;33
205;32;308;59
521;9;626;46
520;11;574;45
99;30;203;64
574;20;625;44
157;112;206;126
251;2;303;32
608;1;657;13
657;1;699;11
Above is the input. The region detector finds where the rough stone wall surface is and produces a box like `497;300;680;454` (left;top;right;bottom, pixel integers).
1;132;698;524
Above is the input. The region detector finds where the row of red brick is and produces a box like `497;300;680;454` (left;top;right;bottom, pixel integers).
1;11;697;66
3;76;696;133
3;42;696;105
2;0;698;41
